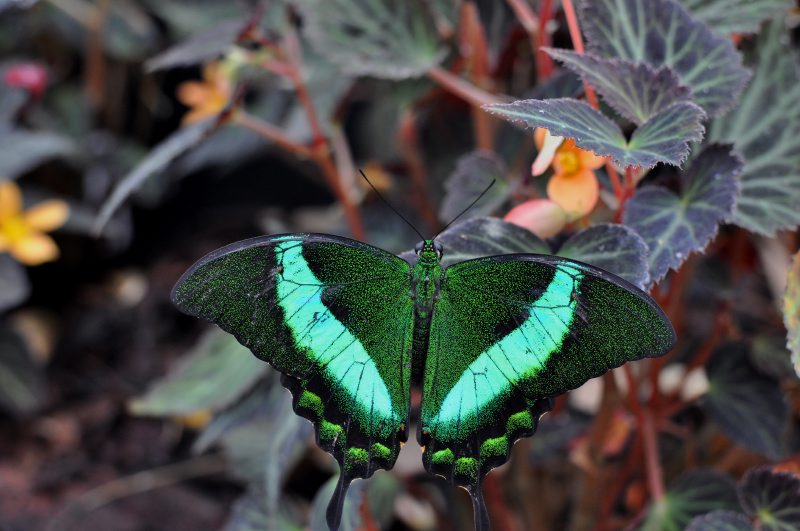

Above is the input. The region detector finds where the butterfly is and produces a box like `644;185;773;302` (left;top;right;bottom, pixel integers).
172;226;675;530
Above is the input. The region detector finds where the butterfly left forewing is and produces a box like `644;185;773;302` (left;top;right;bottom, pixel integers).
172;234;414;530
419;255;675;526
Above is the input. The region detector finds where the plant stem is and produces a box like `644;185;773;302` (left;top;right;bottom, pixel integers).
642;410;665;500
536;0;555;79
427;65;506;107
235;112;315;159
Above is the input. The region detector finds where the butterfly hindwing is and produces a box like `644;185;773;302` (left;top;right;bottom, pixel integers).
419;255;675;523
172;234;414;529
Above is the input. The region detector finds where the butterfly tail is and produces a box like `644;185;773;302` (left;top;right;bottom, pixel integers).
469;479;490;531
326;473;351;531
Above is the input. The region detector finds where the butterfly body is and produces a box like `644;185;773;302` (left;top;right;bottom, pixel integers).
173;232;675;531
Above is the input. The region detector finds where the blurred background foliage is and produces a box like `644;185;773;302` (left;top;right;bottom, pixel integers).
1;0;800;530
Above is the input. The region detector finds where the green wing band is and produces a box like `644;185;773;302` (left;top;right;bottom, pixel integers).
172;234;414;530
420;255;675;491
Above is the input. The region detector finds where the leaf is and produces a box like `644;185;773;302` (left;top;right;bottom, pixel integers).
0;255;29;313
544;49;692;125
364;472;402;528
93;117;219;234
485;98;705;168
705;22;800;235
750;335;796;381
529;411;591;466
738;467;800;531
0;321;45;414
309;475;368;531
224;490;303;531
399;216;550;268
679;0;792;34
557;224;651;289
129;328;267;417
0;129;76;179
640;470;741;531
784;251;800;378
703;343;789;459
623;144;742;284
581;0;750;116
686;511;753;531
297;0;445;79
440;151;510;223
146;18;250;72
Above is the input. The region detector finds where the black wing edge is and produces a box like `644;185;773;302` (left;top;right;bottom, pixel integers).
443;252;677;356
170;232;406;312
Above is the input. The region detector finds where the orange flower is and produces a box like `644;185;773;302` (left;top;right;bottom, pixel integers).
177;62;232;124
0;181;69;266
533;129;605;218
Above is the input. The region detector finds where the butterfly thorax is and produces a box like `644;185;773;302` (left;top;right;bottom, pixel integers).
410;240;443;382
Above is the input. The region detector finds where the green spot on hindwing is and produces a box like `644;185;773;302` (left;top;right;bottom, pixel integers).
431;448;455;465
298;390;324;419
371;443;391;460
320;420;344;444
454;457;478;480
479;436;509;460
506;410;533;433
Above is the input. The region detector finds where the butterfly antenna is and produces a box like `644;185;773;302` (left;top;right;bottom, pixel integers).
434;179;496;240
359;169;425;241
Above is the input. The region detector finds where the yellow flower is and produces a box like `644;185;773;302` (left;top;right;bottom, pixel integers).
533;128;606;218
177;62;232;125
0;181;69;266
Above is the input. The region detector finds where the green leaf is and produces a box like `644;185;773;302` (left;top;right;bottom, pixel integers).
623;144;742;284
738;467;800;531
680;0;792;34
0;322;45;414
784;251;800;378
93;118;219;234
485;98;705;168
686;511;753;531
146;18;250;72
0;255;29;313
705;22;800;235
0;129;76;179
557;224;650;289
581;0;750;116
704;343;789;459
309;475;367;531
129;328;267;417
440;151;510;223
297;0;445;79
400;216;549;268
640;470;741;531
544;49;692;125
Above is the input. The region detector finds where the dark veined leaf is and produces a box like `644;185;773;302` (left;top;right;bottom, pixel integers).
704;343;789;459
544;49;692;125
0;255;29;313
146;18;251;72
706;22;800;236
297;0;445;79
557;224;650;289
785;251;800;378
485;97;705;168
640;470;741;531
623;144;742;284
738;467;800;531
581;0;750;116
679;0;792;34
93;117;220;234
129;328;267;417
0;321;45;414
399;216;549;268
309;475;368;531
0;129;76;179
686;511;753;531
440;151;511;223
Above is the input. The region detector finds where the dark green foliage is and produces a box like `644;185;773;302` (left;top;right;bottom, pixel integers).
704;343;789;459
686;511;753;531
0;255;29;313
440;151;511;223
738;467;800;530
623;144;742;284
0;321;44;414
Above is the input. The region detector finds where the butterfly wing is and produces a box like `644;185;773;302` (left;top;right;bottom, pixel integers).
419;254;675;527
172;234;413;530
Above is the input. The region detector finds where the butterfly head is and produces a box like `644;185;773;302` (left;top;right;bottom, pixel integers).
414;239;443;262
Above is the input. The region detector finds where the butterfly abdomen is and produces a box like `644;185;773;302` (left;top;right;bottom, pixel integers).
410;258;442;383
